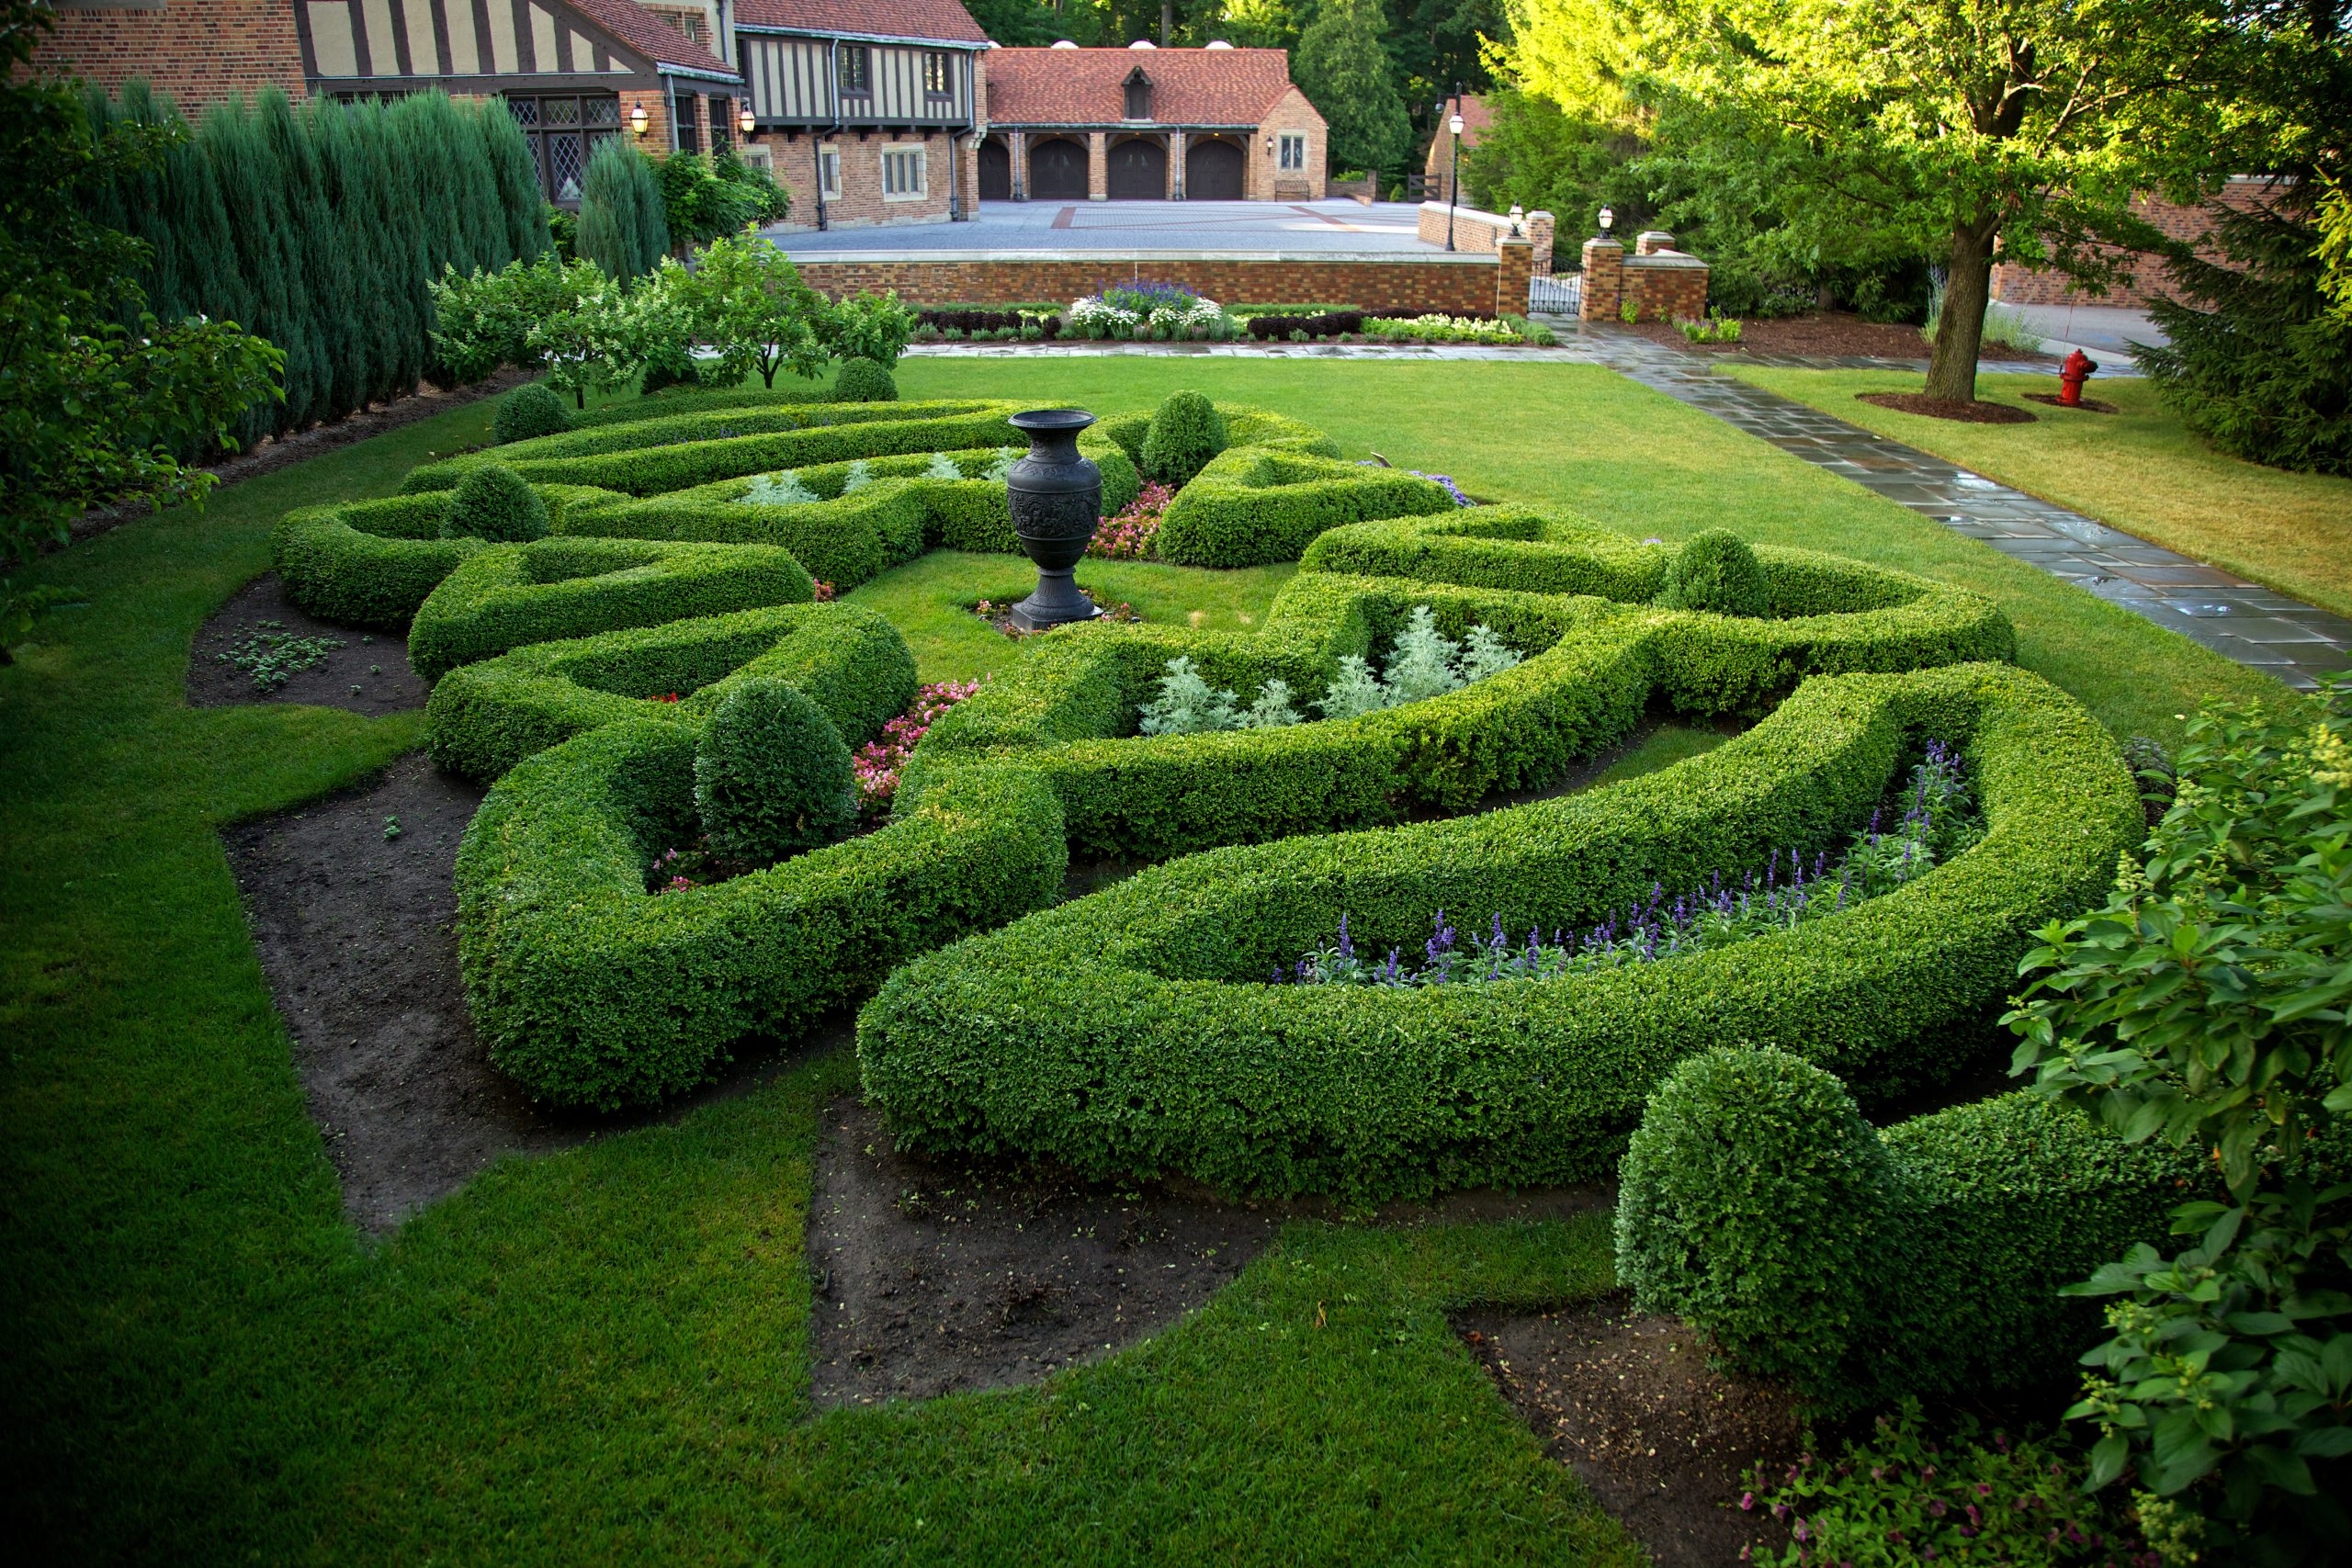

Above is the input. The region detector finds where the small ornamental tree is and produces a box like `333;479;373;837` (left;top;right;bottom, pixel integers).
822;290;917;367
694;679;859;863
679;232;828;389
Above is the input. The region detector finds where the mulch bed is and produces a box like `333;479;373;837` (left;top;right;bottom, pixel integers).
188;571;429;716
1857;391;2038;424
1460;1293;1803;1568
1633;310;2060;364
2022;391;2120;414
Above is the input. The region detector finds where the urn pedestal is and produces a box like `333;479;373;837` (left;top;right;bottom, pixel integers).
1005;409;1102;632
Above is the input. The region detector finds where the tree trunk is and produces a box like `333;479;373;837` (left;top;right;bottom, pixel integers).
1925;223;1997;402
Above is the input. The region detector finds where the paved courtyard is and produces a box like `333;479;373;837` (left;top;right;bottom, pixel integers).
764;198;1436;256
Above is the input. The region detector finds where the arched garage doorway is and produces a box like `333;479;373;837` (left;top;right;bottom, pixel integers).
978;137;1010;200
1106;136;1166;199
1028;136;1088;200
1185;137;1244;200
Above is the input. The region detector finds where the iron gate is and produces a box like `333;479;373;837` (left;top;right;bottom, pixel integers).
1528;272;1582;316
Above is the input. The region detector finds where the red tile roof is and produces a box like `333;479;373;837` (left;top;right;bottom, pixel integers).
735;0;991;46
570;0;740;79
985;47;1309;129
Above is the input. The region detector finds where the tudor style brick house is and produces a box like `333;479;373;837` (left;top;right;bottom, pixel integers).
976;42;1325;205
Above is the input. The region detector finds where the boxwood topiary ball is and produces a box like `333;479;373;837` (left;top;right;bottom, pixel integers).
1658;527;1769;617
441;465;551;543
694;679;859;864
492;383;569;445
1614;1046;1887;1388
1139;389;1227;489
833;356;898;403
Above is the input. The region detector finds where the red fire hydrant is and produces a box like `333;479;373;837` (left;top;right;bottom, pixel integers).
2058;348;2099;408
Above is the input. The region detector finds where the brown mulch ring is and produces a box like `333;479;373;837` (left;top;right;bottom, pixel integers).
66;367;532;547
1459;1293;1804;1568
1633;310;2061;364
1856;391;2038;424
2022;391;2121;414
189;571;428;717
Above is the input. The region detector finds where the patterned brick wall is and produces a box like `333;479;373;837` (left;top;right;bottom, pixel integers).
755;130;961;230
792;256;1500;314
1418;202;1557;276
28;0;306;107
1624;254;1708;321
1991;179;2283;308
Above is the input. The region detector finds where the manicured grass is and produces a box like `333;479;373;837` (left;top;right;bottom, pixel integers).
1596;722;1733;787
0;357;2293;1561
1728;367;2352;621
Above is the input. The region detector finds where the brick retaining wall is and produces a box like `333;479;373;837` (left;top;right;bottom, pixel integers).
1991;179;2281;309
791;254;1508;315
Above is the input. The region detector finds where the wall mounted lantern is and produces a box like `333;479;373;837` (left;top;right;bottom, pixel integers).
1599;205;1614;232
740;106;757;138
630;104;650;138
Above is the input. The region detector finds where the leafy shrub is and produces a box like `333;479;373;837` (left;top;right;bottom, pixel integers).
1242;310;1365;341
2008;673;2352;1557
1659;527;1769;617
694;678;858;863
824;291;916;367
1138;390;1228;489
442;465;552;543
1616;1047;2198;1407
1136;609;1521;737
494;383;569;444
832;356;898;402
1746;1400;2159;1567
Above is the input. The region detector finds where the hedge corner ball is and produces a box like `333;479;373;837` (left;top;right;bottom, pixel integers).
273;387;2128;1182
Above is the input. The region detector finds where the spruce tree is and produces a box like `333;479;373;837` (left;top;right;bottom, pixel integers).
2141;186;2352;477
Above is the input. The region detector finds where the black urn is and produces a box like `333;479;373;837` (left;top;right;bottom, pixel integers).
1005;409;1102;632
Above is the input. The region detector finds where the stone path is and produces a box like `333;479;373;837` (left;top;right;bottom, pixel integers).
909;327;2350;688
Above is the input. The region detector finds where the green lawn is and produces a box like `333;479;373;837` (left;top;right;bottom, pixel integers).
0;359;2291;1562
1729;367;2352;622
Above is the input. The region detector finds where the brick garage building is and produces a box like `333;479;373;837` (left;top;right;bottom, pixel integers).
977;43;1326;204
1991;178;2283;309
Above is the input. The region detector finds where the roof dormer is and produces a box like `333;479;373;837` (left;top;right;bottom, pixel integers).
1124;63;1152;120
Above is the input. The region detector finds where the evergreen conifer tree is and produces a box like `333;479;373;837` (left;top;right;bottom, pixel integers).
260;89;360;423
580;140;667;278
307;96;397;409
479;102;548;265
203;96;322;434
1294;0;1410;176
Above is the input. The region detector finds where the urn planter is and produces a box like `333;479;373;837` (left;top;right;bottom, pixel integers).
1005;409;1102;632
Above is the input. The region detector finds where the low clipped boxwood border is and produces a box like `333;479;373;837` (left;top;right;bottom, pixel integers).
1157;448;1460;568
425;602;915;784
270;485;626;626
406;536;817;687
1616;1048;2199;1407
856;661;2140;1200
457;730;1066;1110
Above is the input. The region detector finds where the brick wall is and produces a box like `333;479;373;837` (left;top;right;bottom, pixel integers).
1991;179;2283;308
792;255;1500;314
1254;86;1326;201
1417;201;1555;274
1578;238;1623;322
1624;254;1707;321
28;0;305;108
756;130;960;230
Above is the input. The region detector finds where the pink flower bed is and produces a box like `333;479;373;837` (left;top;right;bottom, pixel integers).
1088;481;1173;560
853;680;981;816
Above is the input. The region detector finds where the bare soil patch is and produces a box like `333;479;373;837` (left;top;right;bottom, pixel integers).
2022;391;2121;414
1459;1292;1803;1568
810;1094;1609;1407
223;751;806;1233
189;571;427;716
1857;391;2038;424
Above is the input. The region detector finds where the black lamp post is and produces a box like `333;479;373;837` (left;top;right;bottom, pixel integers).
1004;410;1102;632
1443;91;1464;252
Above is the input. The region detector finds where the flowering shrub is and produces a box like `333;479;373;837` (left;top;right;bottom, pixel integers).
811;580;835;603
1742;1401;2159;1567
853;681;980;816
1363;312;1557;345
1066;280;1233;340
1355;461;1474;506
1280;741;1977;984
1089;481;1173;559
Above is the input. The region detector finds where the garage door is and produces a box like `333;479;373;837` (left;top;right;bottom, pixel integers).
978;139;1010;200
1028;137;1088;200
1185;139;1244;200
1107;138;1165;199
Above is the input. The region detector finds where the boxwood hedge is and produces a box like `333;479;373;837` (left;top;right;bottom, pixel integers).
1156;448;1460;568
407;536;814;686
856;661;2139;1200
1616;1048;2200;1407
270;486;625;626
425;603;915;783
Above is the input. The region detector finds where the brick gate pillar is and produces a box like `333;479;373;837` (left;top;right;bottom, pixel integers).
1579;236;1625;322
1496;237;1533;319
1008;130;1025;199
1087;131;1108;200
1168;130;1186;199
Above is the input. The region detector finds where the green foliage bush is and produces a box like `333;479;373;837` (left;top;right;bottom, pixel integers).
833;356;898;403
493;382;569;444
1156;448;1459;568
694;679;858;863
424;603;915;784
823;290;917;367
1617;1047;2198;1407
861;654;2135;1199
441;465;551;543
407;536;813;685
1659;527;1769;617
577;138;668;280
270;486;619;626
1138;390;1227;488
